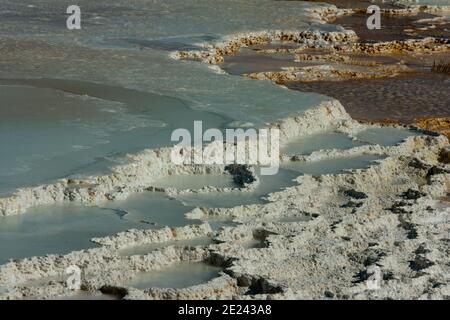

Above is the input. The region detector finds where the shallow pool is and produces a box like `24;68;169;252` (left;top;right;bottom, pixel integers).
152;174;237;190
119;237;214;256
282;132;366;155
125;262;221;290
175;168;300;208
281;154;385;175
0;204;137;265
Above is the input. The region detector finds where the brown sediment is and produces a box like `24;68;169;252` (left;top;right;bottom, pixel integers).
414;117;450;140
432;60;450;74
440;148;450;164
216;36;450;138
291;0;450;15
245;62;412;83
313;0;450;45
286;0;402;10
340;38;450;54
334;11;450;42
221;42;450;138
173;29;358;64
284;73;450;131
302;5;450;136
359;117;450;140
220;35;450;83
210;1;450;138
250;37;450;56
295;52;381;65
283;0;450;43
220;48;309;75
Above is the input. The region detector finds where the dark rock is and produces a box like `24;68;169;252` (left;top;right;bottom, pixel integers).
324;290;334;298
350;249;385;267
344;189;368;200
398;216;418;239
426;166;448;178
330;219;342;231
389;202;410;214
383;271;395;281
408;158;430;170
362;250;386;267
409;256;435;272
406;226;418;240
414;129;440;137
225;164;255;186
100;286;127;299
341;201;363;208
401;189;425;200
244;278;283;295
354;266;390;284
438;148;450;164
414;244;430;255
352;269;369;283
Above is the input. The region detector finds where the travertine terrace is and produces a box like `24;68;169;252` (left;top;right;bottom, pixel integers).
0;0;449;300
1;98;449;299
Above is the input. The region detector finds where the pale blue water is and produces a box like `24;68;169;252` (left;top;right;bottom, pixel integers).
355;127;421;147
125;262;221;289
0;0;339;195
281;154;386;175
0;79;228;196
152;174;237;190
1;0;414;196
0;0;427;274
282;128;420;157
282;132;366;155
101;191;199;227
176;168;300;208
0;204;136;265
119;237;214;256
0;193;197;265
